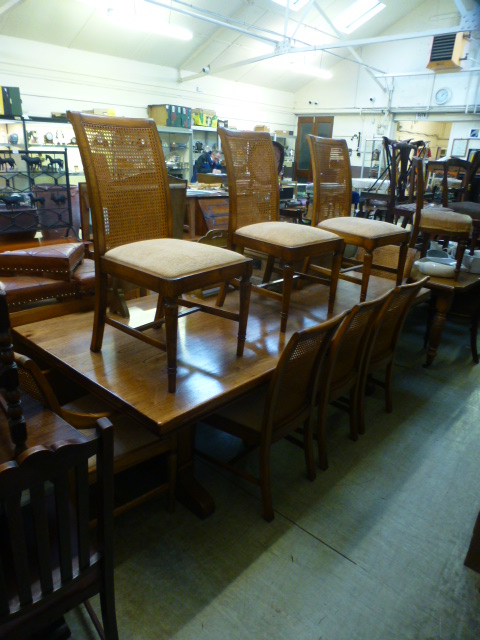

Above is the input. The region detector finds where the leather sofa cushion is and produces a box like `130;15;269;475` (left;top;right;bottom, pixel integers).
0;243;85;281
0;276;76;307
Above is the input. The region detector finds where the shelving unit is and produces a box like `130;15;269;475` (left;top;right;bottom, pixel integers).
360;138;387;180
0;116;79;237
156;126;193;181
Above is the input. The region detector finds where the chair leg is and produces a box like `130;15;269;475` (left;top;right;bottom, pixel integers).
385;361;394;413
471;307;479;365
454;239;467;281
259;444;274;522
317;402;329;471
303;416;316;481
236;275;251;356
357;373;367;436
263;255;275;284
396;241;409;285
328;249;343;314
91;272;109;352
280;263;294;333
154;295;165;323
164;297;179;393
470;227;479;256
419;233;430;258
349;387;359;441
360;250;373;302
216;282;228;307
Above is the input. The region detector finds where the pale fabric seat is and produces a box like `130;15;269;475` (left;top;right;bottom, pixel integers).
106;238;248;278
307;135;410;302
218;128;344;333
409;157;473;280
68;112;253;393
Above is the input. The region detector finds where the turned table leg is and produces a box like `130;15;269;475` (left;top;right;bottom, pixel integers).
425;288;454;366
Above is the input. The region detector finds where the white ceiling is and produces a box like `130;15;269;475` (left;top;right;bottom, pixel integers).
0;0;474;93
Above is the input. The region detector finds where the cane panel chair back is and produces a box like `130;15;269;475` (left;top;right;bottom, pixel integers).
308;136;352;225
219;128;279;242
357;277;428;434
0;418;119;640
200;312;346;521
72;113;172;254
316;292;390;470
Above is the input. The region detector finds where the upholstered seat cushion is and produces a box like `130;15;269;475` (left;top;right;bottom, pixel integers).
318;216;407;241
419;207;473;233
235;221;339;246
106;238;249;279
448;201;480;220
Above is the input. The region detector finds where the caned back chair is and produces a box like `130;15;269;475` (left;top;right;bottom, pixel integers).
68;112;253;392
357;277;429;435
316;293;390;470
440;158;480;255
409;156;472;280
0;418;119;640
218;127;344;333
198;312;346;521
0;283;26;452
307;135;410;303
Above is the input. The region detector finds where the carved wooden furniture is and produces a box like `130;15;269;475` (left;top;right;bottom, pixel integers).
440;157;480;255
198;312;346;521
13;276;399;518
218;127;344;333
409;157;472;281
307;135;410;303
68;111;253;393
316;293;390;470
0;418;119;640
358;277;429;435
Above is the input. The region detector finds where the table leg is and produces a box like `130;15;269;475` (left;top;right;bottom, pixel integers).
176;426;215;519
425;288;454;366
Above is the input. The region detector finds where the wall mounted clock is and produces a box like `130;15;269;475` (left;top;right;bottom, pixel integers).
435;87;452;105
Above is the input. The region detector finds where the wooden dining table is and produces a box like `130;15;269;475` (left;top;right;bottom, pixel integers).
12;275;401;517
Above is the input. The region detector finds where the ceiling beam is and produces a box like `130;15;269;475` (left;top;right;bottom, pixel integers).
0;0;24;17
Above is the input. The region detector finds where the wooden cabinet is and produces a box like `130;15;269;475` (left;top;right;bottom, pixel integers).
295;116;333;182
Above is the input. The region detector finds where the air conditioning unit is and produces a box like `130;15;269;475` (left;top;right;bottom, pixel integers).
427;32;468;71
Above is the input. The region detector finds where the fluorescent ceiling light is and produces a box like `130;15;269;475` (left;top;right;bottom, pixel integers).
271;0;311;12
266;53;332;79
76;0;193;41
334;0;386;34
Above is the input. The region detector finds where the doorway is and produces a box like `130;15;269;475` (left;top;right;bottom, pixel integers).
295;116;334;182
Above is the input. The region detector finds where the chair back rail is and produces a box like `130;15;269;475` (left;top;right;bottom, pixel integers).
0;418;118;640
307;136;352;224
218;128;280;244
68;112;173;255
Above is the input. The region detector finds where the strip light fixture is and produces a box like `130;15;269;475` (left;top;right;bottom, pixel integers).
271;0;312;12
335;0;386;34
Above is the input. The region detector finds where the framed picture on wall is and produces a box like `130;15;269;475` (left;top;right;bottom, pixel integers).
451;139;468;157
467;148;479;162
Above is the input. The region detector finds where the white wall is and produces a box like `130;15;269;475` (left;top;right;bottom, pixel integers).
0;35;297;133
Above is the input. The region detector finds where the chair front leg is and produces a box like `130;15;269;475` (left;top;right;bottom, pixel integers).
280;263;294;333
164;297;179;393
91;271;109;352
328;248;343;314
454;238;467;281
396;241;409;285
360;250;373;302
303;416;316;481
236;275;251;357
263;255;275;284
259;443;274;522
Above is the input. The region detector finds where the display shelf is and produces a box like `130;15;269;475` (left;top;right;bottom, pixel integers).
156;126;193;181
360;138;387;180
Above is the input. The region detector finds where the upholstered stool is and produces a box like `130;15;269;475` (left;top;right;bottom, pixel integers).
318;217;410;301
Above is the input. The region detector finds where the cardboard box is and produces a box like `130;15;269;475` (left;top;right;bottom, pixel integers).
148;105;191;128
275;129;294;136
193;108;217;128
83;108;116;116
0;87;22;117
254;125;270;133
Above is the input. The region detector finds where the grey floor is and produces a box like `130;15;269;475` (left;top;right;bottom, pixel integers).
66;303;480;639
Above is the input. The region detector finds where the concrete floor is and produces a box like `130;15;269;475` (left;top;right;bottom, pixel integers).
66;303;480;639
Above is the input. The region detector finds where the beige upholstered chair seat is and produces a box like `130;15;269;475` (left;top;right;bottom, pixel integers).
106;238;249;278
418;208;472;234
448;201;480;220
318;217;407;243
235;221;339;247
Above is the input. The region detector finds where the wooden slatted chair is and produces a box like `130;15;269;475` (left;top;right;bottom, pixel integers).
316;293;390;471
0;417;119;640
197;312;346;521
217;128;344;333
439;157;480;255
409;156;472;280
307;135;410;303
357;277;429;436
67;112;253;393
